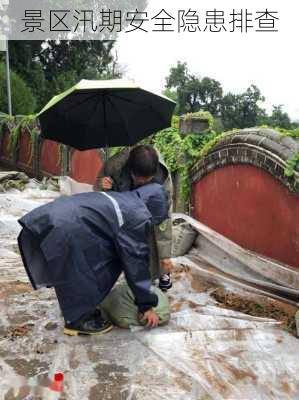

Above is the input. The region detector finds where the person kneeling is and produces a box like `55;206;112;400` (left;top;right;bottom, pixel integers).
100;282;170;329
17;183;169;336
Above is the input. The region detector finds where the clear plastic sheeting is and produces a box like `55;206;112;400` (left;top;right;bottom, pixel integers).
1;180;299;399
134;326;299;400
59;176;94;196
174;213;299;299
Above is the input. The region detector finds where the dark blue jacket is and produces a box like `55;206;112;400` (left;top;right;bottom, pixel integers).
18;183;168;312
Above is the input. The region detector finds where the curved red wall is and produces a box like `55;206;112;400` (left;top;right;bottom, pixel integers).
192;165;299;269
70;149;103;185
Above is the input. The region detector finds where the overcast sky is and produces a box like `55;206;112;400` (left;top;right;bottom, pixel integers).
116;0;299;121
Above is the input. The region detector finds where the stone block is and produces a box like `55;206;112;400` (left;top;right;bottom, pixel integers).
179;117;209;135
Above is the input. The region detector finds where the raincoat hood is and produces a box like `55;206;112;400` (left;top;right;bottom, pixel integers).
134;183;169;225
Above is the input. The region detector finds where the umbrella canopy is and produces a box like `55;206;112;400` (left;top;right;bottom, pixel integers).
37;79;176;151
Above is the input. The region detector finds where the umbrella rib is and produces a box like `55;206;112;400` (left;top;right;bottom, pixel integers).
110;93;150;109
63;92;102;113
110;93;167;125
106;96;133;146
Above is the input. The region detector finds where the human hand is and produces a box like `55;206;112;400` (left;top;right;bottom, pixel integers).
141;309;160;328
160;258;173;274
101;177;113;191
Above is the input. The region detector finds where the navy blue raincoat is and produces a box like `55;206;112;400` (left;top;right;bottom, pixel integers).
18;183;168;322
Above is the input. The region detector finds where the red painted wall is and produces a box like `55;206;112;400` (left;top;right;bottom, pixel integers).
0;130;13;161
192;165;299;269
70;149;103;185
40;140;62;176
17;131;33;172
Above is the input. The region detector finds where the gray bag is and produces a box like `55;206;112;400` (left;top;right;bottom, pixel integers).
100;283;170;328
172;218;197;257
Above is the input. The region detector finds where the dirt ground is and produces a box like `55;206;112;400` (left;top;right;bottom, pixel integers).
171;265;297;336
210;288;297;336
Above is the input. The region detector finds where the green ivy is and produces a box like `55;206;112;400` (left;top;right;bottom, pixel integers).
110;146;126;157
171;115;180;129
11;115;38;163
153;127;218;199
57;143;67;167
154;123;299;199
257;126;299;178
0;113;39;162
0;113;14;142
284;151;299;178
199;130;237;158
277;128;299;140
10;114;37;148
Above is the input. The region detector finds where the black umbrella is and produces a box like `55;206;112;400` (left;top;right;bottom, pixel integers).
37;79;176;151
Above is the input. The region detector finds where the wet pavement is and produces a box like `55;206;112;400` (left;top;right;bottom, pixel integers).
1;184;299;399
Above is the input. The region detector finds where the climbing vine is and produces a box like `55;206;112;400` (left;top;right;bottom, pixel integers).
284;151;299;178
154;123;299;198
57;143;67;167
0;113;14;144
261;126;299;178
10;114;38;149
198;130;238;158
0;114;40;163
153;127;218;199
11;115;39;163
275;127;299;140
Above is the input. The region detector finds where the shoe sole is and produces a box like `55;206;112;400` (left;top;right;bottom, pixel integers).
64;324;113;336
159;284;173;292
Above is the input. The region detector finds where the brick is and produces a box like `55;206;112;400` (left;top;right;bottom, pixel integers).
265;157;276;171
256;153;265;164
275;164;285;179
293;180;299;193
211;152;220;162
220;149;229;158
228;148;238;157
244;148;254;159
219;158;227;166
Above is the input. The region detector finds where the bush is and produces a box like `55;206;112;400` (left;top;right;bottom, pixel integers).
0;63;36;115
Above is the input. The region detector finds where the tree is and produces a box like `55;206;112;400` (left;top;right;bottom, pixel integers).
8;40;121;111
165;61;223;115
0;63;36;115
220;85;266;129
163;88;178;104
8;41;48;108
267;105;292;129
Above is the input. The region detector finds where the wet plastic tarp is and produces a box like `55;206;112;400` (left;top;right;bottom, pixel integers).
1;178;299;399
174;213;299;300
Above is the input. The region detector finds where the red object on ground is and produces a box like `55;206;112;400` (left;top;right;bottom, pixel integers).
55;373;64;382
192;165;299;269
49;372;64;392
